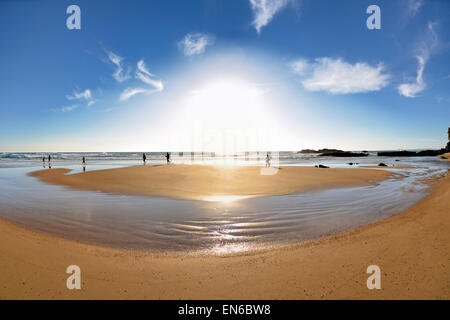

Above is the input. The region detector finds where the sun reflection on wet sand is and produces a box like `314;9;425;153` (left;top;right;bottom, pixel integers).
203;195;251;203
209;242;253;255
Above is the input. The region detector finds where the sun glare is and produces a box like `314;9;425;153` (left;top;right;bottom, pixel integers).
175;77;277;154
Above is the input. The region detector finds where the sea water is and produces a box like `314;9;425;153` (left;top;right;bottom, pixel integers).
0;152;448;254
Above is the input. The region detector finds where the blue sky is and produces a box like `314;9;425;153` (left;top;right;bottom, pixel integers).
0;0;449;152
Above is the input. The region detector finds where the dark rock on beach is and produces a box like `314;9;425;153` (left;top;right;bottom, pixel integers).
315;164;329;168
378;163;388;167
320;151;368;157
378;149;446;157
298;149;368;157
446;127;450;151
297;149;322;154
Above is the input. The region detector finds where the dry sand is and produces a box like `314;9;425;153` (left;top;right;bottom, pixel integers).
0;169;449;299
29;165;392;200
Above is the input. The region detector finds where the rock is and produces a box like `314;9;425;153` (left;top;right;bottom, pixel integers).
441;156;448;159
378;163;388;167
417;149;447;156
378;149;446;157
316;164;329;168
320;152;368;157
446;127;450;151
318;149;345;153
297;149;321;154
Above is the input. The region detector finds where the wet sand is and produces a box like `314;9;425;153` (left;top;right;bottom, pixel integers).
440;152;450;161
0;172;448;299
360;165;417;169
29;165;393;200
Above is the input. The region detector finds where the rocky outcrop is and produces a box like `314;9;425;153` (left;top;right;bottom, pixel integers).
298;148;344;154
378;149;446;157
446;127;450;151
320;151;369;157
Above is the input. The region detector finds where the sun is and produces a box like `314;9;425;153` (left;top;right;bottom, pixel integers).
175;77;275;154
189;78;266;126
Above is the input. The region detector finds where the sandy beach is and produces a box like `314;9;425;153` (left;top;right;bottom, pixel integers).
29;165;393;200
1;167;448;299
2;0;450;304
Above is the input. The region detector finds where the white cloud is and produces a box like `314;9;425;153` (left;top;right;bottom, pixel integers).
398;56;426;98
290;58;310;76
398;22;439;98
249;0;292;34
66;89;96;107
120;59;164;101
136;59;164;91
52;104;80;113
137;60;155;77
291;58;390;94
135;72;164;92
106;50;130;83
66;89;92;101
119;88;149;101
404;0;424;18
179;33;214;56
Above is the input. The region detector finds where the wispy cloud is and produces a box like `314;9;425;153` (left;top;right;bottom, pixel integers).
119;88;149;101
179;33;214;56
119;59;164;101
436;96;450;104
249;0;293;34
66;89;96;107
398;21;439;98
136;59;164;91
291;58;390;94
404;0;424;18
397;56;426;98
290;58;310;76
52;104;80;113
137;60;156;77
105;50;131;83
66;89;91;101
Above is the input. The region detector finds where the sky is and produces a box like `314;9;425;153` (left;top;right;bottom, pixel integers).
0;0;449;152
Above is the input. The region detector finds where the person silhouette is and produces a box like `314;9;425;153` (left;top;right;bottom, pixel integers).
266;152;271;167
48;155;51;163
143;153;147;165
82;156;86;173
82;156;86;164
166;152;170;164
42;157;45;167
